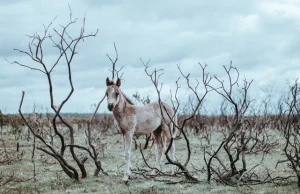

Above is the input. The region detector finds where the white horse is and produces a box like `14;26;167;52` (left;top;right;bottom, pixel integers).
105;77;177;182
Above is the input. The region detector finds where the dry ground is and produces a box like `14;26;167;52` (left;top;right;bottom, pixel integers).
0;126;298;194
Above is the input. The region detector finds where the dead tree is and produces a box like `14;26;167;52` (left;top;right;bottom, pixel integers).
278;79;300;187
203;63;285;187
8;9;99;181
204;63;260;185
143;60;212;182
83;94;107;176
74;43;123;176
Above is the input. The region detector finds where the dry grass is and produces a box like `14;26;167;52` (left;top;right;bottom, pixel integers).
0;126;298;194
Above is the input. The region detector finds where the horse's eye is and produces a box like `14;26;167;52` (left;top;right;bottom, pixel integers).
116;92;119;97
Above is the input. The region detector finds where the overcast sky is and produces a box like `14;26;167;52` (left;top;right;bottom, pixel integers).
1;0;300;114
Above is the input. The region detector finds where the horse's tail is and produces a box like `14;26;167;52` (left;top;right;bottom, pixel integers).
172;114;179;138
161;130;167;146
161;114;177;150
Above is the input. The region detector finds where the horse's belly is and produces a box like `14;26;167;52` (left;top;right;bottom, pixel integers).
135;119;160;134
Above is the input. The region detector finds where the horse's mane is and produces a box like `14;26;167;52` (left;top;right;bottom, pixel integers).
121;91;134;105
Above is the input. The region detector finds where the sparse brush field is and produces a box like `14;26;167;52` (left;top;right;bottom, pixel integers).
0;125;298;194
3;7;300;194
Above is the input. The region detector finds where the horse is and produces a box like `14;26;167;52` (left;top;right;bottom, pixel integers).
105;77;177;182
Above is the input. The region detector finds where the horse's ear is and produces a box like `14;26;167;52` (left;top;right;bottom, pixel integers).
116;78;121;87
106;77;111;86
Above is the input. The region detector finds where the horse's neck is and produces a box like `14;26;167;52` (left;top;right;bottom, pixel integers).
113;94;128;121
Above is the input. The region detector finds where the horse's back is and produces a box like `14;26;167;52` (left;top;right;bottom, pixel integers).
140;102;174;119
134;102;174;131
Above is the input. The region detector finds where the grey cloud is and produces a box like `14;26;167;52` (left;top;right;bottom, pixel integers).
1;0;300;113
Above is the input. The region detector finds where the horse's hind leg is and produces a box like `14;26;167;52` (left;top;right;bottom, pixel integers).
152;125;163;173
162;123;176;174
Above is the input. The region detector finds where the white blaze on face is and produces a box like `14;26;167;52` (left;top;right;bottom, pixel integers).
107;87;118;105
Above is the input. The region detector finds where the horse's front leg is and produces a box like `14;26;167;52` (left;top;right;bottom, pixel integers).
122;131;133;183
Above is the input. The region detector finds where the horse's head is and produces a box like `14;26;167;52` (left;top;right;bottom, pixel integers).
106;77;121;111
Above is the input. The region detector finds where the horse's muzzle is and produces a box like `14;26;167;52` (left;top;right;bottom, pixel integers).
108;104;114;111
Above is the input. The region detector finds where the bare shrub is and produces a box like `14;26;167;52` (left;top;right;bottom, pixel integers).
204;63;274;186
277;80;300;187
141;60;212;183
7;8;105;181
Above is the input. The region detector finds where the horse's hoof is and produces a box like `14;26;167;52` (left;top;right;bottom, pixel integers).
122;176;129;184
